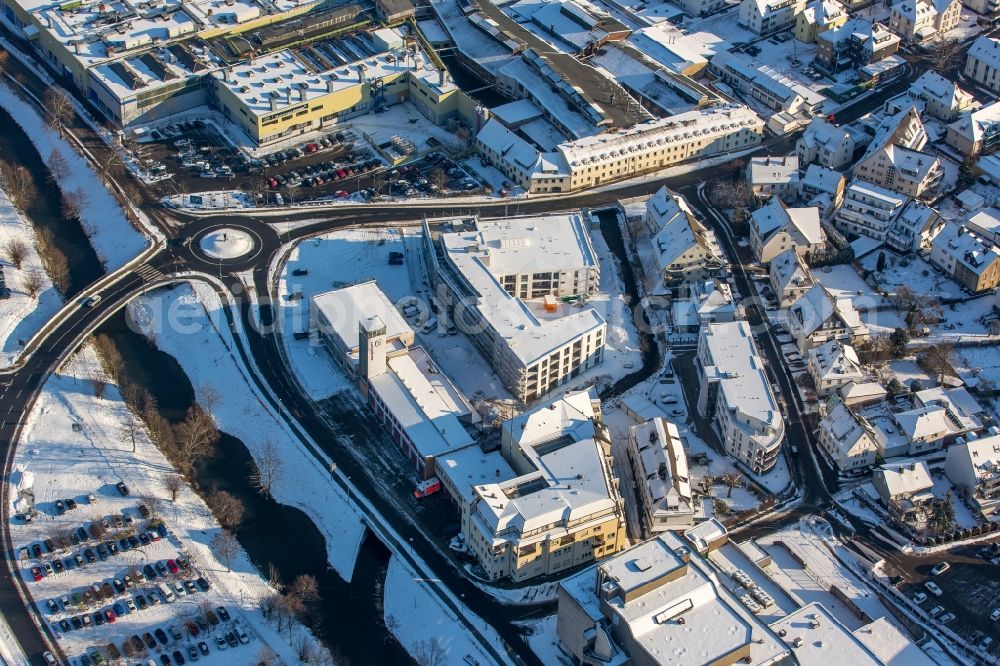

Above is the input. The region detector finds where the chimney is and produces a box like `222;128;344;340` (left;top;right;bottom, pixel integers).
327;78;335;93
285;89;291;105
269;95;278;111
358;63;366;82
437;68;445;86
223;67;232;82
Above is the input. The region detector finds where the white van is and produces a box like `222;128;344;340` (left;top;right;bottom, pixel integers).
158;583;176;603
421;317;438;334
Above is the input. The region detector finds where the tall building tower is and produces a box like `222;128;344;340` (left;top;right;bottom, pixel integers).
359;315;387;395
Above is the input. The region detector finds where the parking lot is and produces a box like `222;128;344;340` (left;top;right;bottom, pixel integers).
15;485;258;665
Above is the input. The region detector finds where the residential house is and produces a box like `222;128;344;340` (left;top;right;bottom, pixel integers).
697;321;785;474
947;100;1000;156
671;279;737;331
875;401;978;457
815;19;900;73
794;0;848;42
839;380;889;408
929;222;1000;293
885;71;974;122
818;398;880;471
801;164;846;218
888;0;961;41
769;248;814;307
872;461;935;522
965;37;1000;94
853;106;943;200
797;118;855;170
944;431;1000;518
787;284;868;352
808;339;865;397
747;155;801;199
645;186;727;290
915;386;986;434
832;179;908;241
964;0;1000;14
711;52;826;117
749;197;826;263
739;0;807;34
626;417;696;533
967;208;1000;245
886;200;943;252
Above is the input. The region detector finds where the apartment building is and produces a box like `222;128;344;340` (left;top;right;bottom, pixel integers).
645;186;727;290
697;321;785;474
854;106;942;200
832;179;908;241
556;530;790;666
672;0;729;16
945;431;1000;518
463;389;627;582
672;279;737;331
794;0;848;42
747;156;801;199
888;0;961;41
475;105;764;194
749;197;826;263
947;101;1000;156
872;461;934;522
738;0;806;34
886;71;974;122
808;339;865;397
818;399;879;471
425;215;606;403
815;19;900;73
966;37;1000;94
796;118;855;170
886;200;943;252
929;222;1000;293
626;418;696;533
769;248;813;307
801;164;846;218
788;284;868;352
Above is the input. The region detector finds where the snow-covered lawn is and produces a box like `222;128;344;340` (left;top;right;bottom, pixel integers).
954;344;1000;388
887;358;937;390
0;83;149;272
810;264;881;311
134;283;367;579
0;188;61;367
930;470;982;530
519;615;571;665
383;555;512;666
862;253;963;301
11;346;318;666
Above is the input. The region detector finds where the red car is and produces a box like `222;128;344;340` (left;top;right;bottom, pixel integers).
30;566;42;582
304;143;319;153
335;190;349;198
104;609;116;623
268;178;279;189
166;559;179;574
336;168;347;179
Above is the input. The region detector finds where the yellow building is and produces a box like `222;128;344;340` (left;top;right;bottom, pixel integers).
794;0;848;43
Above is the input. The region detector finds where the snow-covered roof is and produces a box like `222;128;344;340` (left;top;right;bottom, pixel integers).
915;386;983;431
509;0;618;51
839;381;888;403
819;18;898;52
821;400;877;459
476;118;571;177
894;404;953;441
368;350;475;459
799;119;851;154
802;164;844;196
647;187;723;271
490;99;544;126
932;222;1000;277
789;284;866;338
853;617;938;666
799;0;847;26
436;445;516;506
889;200;938;239
627;25;708;74
874;460;933;497
910;71;973;114
473;389;618;537
749;156;800;186
769;249;812;295
809;339;864;383
968;36;1000;72
881;144;941;186
438;216;605;367
312;281;413;354
699;321;783;435
948;100;1000;144
770;603;884;665
967;208;1000;240
629;417;693;519
561;531;789;666
944;433;1000;485
751;198;824;246
861;105;927;162
891;0;938;22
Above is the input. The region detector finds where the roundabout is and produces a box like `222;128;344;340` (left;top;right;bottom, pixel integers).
199;227;255;259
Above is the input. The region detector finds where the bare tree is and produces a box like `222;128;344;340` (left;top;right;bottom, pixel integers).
429;167;447;192
284;182;298;206
0;162;36;211
3;238;29;270
244;179;265;206
288;574;320;624
61;189;87;220
210;530;239;572
988;319;1000;337
206;489;245;530
296;635;318;663
0;51;8;77
21;270;44;299
920;343;955;385
97;153;124;186
720;472;743;499
173;405;219;475
250;440;283;497
929;38;964;74
43;89;74;139
256;646;280;666
163;474;183;502
412;637;447;666
92;378;106;399
119;414;140;454
48;148;71;181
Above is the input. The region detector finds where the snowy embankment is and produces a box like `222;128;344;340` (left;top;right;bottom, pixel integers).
0;189;61;367
13;346;319;665
0;82;149;272
133;282;367;579
383;555;512;666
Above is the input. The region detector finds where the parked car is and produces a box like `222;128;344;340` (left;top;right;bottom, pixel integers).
939;612;956;624
925;581;943;596
929;605;945;617
930;562;951;576
912;591;927;604
115;482;130;496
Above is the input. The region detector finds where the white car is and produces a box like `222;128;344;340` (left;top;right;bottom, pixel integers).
991;608;1000;621
939;612;956;624
930;562;950;576
913;592;927;604
925;581;943;596
929;605;945;618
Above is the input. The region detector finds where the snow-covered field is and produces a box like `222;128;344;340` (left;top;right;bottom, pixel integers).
134;282;367;580
862;253;963;301
11;346;318;665
954;344;1000;388
383;555;512;666
0;188;61;367
0;83;149;272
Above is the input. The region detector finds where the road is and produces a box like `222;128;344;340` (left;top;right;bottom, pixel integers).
0;23;946;665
